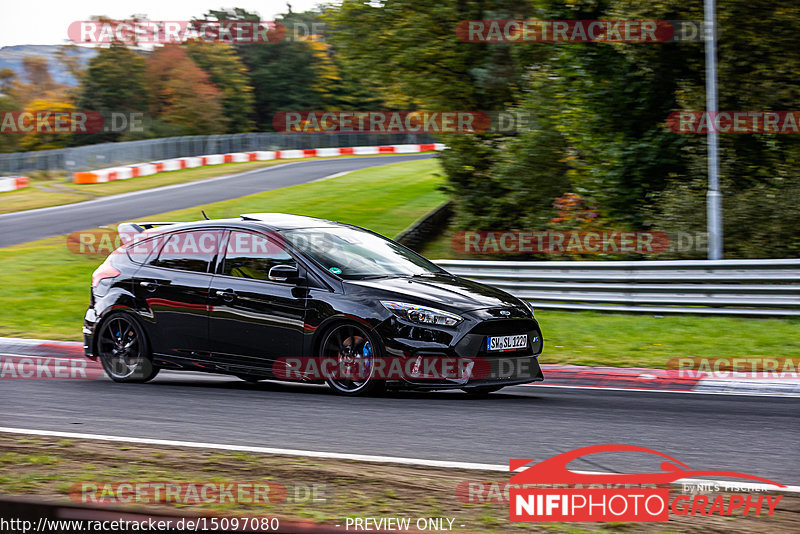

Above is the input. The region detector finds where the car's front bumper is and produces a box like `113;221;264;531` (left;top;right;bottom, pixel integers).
82;306;98;360
376;310;544;389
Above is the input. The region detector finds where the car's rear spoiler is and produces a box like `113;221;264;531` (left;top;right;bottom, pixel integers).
117;222;176;243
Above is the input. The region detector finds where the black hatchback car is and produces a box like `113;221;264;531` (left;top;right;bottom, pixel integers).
84;214;544;395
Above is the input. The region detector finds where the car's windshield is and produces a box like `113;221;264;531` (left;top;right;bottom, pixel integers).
282;227;446;280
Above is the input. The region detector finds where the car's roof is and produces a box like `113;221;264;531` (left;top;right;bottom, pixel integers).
136;213;349;235
239;213;344;229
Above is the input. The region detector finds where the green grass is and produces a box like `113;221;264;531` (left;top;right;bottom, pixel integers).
537;311;800;367
151;158;445;237
0;158;445;340
420;224;476;260
0;153;419;215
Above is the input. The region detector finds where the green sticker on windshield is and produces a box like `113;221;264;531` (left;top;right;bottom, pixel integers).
329;267;342;275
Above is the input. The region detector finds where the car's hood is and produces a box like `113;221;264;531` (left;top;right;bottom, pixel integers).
346;274;523;312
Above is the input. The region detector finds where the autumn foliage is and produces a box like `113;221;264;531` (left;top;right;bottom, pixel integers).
145;45;224;135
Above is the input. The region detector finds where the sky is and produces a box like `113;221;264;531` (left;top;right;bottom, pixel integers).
1;0;323;48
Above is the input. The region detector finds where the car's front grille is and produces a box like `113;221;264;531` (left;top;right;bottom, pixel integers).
468;319;538;336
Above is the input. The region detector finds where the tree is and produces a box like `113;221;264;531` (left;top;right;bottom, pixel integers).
327;0;541;229
200;8;353;129
0;94;21;152
327;0;530;109
16;98;78;151
7;56;65;106
145;45;225;135
22;56;57;97
244;12;342;129
5;57;76;149
646;0;800;257
55;45;88;85
77;43;149;143
0;69;15;95
184;41;255;132
80;43;148;113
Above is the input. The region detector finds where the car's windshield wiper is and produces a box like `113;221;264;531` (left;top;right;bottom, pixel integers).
355;272;442;280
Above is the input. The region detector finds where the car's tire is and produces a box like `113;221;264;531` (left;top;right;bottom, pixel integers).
462;385;505;397
320;322;386;396
96;312;159;383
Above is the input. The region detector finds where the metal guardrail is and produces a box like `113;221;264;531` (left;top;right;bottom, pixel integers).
0;132;435;174
433;259;800;316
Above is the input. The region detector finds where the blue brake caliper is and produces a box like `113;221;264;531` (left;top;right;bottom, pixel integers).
361;341;373;378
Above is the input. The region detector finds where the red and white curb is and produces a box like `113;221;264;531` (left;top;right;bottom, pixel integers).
0;337;84;357
72;143;444;184
0;176;29;192
1;337;798;396
536;364;800;396
0;338;97;380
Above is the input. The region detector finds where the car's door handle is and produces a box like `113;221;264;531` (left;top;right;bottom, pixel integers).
215;289;237;302
140;280;170;291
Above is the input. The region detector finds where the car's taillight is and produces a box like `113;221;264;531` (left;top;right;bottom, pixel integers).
91;260;121;287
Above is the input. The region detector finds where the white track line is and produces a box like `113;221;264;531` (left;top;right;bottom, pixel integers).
0;427;503;471
1;427;796;492
523;383;800;398
312;171;352;182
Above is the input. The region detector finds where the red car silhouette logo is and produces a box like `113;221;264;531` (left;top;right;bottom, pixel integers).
510;444;785;487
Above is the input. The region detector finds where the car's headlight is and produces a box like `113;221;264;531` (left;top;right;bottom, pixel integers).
381;301;463;327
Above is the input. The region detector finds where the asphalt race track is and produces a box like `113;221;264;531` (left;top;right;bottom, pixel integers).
0;153;434;248
1;371;797;484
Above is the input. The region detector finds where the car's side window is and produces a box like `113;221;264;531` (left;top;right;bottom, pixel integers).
148;230;222;273
126;236;159;265
223;231;295;280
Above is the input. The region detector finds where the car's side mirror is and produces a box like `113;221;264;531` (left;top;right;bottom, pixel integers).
268;264;302;283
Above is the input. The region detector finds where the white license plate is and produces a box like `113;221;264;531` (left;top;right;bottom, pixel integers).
486;334;528;352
